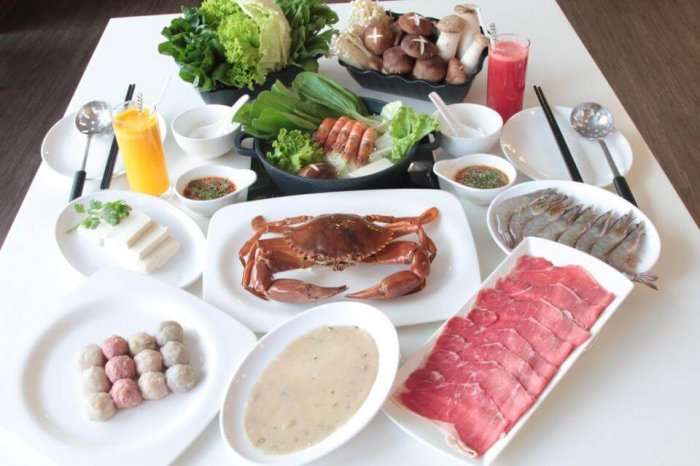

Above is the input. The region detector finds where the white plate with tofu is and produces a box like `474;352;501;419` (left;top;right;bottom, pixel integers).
55;190;206;288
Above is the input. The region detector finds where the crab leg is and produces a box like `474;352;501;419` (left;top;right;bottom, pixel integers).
239;214;312;265
363;207;439;226
347;240;431;300
242;240;347;303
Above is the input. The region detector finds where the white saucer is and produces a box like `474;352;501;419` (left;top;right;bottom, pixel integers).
55;190;205;288
41;110;167;180
500;106;633;187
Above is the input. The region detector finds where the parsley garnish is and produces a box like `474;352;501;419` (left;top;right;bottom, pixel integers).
66;199;132;233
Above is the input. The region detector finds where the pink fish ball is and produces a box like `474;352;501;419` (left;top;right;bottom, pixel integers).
110;379;143;409
105;355;136;383
102;335;129;359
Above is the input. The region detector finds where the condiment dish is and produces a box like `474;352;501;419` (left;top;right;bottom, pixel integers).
432;104;503;156
174;164;256;217
172;105;239;159
433;154;516;206
219;301;399;466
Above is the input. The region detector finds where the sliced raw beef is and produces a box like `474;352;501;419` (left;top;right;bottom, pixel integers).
467;311;574;365
435;330;548;396
397;256;615;457
445;317;558;380
475;288;590;346
423;350;534;426
400;381;508;456
496;276;603;329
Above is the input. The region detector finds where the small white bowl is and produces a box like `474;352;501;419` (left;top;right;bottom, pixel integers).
172;105;238;159
175;164;256;217
219;301;399;466
433;154;517;206
432;103;503;156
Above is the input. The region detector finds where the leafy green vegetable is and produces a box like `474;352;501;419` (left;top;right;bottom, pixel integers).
292;72;377;126
234;78;338;139
266;129;325;172
389;106;439;162
277;0;338;70
67;200;132;233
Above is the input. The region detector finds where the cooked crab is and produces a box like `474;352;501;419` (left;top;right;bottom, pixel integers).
238;208;439;303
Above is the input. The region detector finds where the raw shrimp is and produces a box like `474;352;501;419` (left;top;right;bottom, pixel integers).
607;223;658;289
343;122;367;162
325;117;349;150
332;119;356;153
508;192;567;247
521;198;573;239
494;189;555;247
536;205;582;241
314;118;336;145
356;127;376;165
590;213;634;260
558;206;599;246
574;211;614;253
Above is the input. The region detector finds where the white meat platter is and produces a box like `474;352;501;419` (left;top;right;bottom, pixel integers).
382;237;634;465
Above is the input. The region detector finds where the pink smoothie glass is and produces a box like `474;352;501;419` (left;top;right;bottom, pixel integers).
486;34;530;122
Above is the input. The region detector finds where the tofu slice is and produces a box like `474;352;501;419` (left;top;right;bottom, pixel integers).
348;158;393;178
134;235;180;274
103;210;153;249
124;224;170;260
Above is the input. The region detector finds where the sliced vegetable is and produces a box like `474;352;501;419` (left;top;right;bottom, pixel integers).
389;106;439;161
267;129;325;172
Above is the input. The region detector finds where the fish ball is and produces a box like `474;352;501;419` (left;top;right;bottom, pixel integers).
129;332;157;355
160;341;188;368
102;335;129;359
165;364;197;393
105;355;136;383
77;344;106;370
134;349;163;375
156;321;183;346
110;379;142;409
81;366;111;394
83;392;116;421
138;372;169;400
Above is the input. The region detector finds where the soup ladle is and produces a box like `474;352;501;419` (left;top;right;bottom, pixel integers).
72;101;112;201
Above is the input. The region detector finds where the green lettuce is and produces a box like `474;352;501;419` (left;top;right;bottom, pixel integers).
389;106;439;162
266;129;325;172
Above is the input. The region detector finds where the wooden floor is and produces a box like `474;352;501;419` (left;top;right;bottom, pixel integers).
1;0;698;246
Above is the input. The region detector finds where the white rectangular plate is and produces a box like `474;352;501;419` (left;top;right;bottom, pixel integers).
382;237;634;465
204;189;481;332
8;268;257;466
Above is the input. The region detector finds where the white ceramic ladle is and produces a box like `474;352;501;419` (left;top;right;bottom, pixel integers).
428;92;484;138
188;94;250;139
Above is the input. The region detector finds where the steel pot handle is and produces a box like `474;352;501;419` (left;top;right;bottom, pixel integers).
416;131;441;152
408;160;439;189
233;130;257;157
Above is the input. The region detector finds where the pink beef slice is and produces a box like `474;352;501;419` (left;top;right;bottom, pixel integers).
513;256;615;319
423;351;534;427
467;309;573;366
435;332;548;396
475;288;590;346
400;375;508;456
445;317;558;380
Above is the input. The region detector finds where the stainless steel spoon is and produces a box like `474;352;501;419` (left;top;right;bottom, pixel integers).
570;102;637;206
72;101;112;201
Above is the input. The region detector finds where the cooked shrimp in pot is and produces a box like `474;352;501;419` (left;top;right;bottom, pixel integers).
343;122;367;162
333;119;356;152
356;127;376;166
314;118;335;145
325;117;349;150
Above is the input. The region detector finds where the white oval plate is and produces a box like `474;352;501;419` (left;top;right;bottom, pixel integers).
220;301;399;466
55;190;205;288
383;237;634;465
486;180;660;273
204;189;481;332
8;268;257;466
500;106;633;187
41;110;167;180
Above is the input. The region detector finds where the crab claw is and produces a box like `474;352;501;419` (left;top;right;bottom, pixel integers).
266;279;347;304
347;271;425;300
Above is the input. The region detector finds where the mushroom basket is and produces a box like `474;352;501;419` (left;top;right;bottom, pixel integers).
337;11;488;104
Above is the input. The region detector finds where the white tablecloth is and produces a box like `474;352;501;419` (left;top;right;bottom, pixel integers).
1;1;698;465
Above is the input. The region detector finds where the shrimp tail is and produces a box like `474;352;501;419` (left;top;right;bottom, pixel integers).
629;272;659;290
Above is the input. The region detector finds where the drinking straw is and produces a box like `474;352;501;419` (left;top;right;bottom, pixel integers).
533;85;584;182
100;83;135;190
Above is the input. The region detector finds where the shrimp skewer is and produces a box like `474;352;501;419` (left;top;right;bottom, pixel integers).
314;118;335;145
325;117;349;150
356;127;376;166
333;119;356;153
343;122;367;162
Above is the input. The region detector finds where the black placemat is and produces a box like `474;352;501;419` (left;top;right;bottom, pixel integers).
246;148;439;201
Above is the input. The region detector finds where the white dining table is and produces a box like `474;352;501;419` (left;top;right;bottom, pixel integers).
1;1;699;465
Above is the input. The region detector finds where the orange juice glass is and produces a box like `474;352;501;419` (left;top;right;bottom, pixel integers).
112;101;170;196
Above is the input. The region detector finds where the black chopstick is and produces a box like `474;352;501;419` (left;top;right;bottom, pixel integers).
533;85;583;182
100;83;136;190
